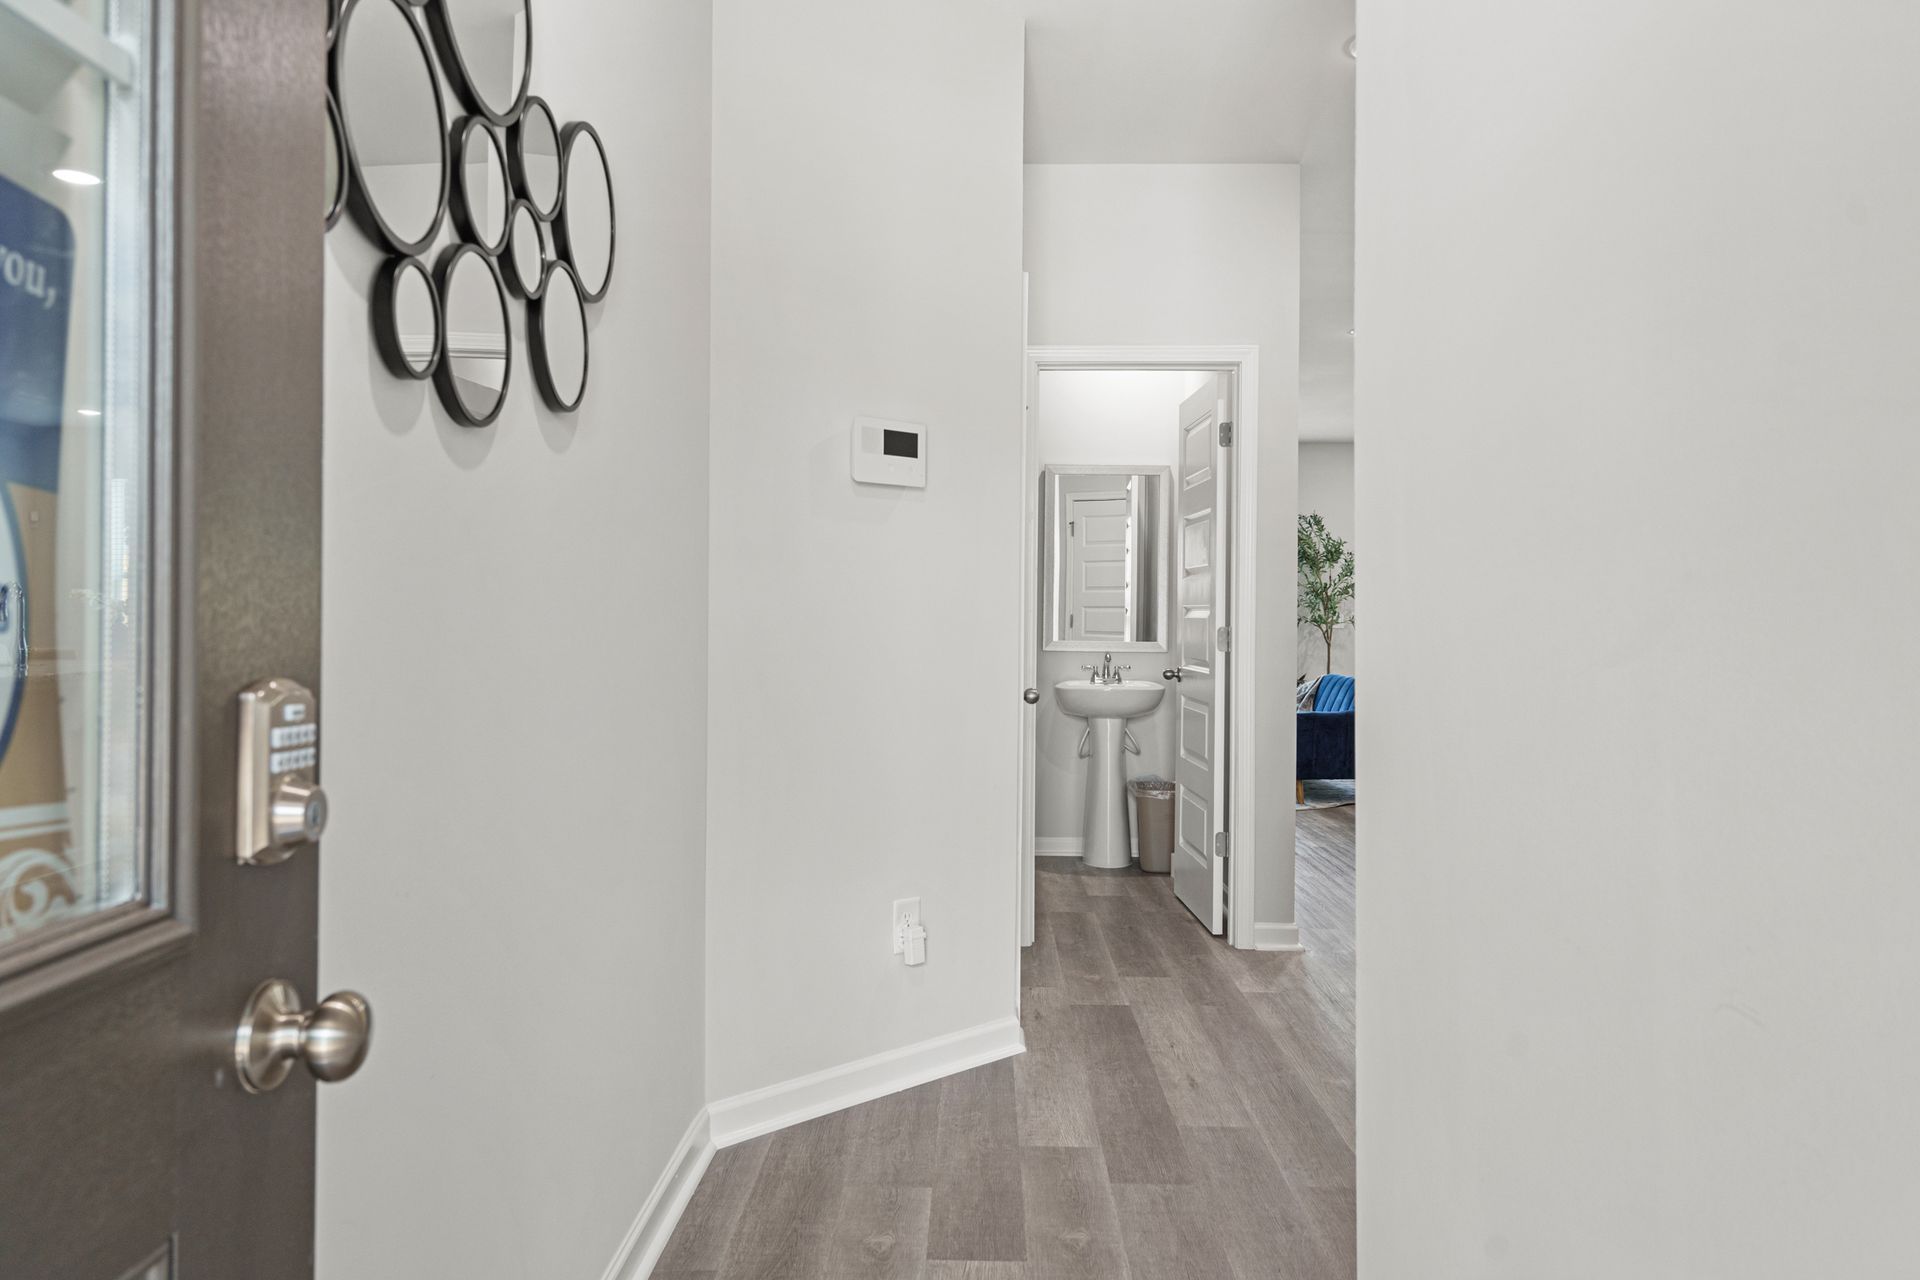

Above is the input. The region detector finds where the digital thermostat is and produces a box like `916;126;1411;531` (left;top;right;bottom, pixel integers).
851;416;926;488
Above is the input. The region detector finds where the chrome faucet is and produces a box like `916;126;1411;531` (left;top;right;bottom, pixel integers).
1081;652;1132;685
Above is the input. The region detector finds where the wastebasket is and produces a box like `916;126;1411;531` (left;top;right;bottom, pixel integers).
1128;776;1176;874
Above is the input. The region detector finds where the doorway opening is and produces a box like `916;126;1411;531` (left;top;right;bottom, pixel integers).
1017;347;1265;973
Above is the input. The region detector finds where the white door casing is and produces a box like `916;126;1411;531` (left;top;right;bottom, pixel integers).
1171;376;1230;932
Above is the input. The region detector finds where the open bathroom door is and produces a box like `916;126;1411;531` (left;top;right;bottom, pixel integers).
1171;376;1230;933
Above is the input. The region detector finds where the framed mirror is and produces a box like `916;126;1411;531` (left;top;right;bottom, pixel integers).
425;0;532;127
373;256;442;379
324;90;348;229
556;121;612;302
502;198;547;298
333;0;449;255
1042;466;1172;651
531;261;588;412
432;244;512;427
509;96;562;220
450;117;510;254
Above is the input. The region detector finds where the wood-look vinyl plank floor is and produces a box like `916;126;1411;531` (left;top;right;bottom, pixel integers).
659;810;1357;1277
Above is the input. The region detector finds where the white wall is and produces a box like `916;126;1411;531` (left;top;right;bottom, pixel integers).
316;1;711;1275
1024;163;1301;931
1033;370;1193;845
1297;441;1353;680
705;0;1026;1102
1358;2;1920;1274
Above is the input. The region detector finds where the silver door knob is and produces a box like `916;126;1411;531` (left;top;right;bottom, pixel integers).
234;978;372;1093
1023;688;1039;704
1162;669;1183;681
270;779;328;846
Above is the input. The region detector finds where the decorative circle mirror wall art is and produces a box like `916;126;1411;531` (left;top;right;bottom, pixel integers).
510;97;562;221
451;117;511;255
500;199;547;299
373;256;442;380
328;0;612;420
531;261;588;412
334;0;449;256
556;122;612;303
324;91;348;229
433;244;512;428
426;0;532;127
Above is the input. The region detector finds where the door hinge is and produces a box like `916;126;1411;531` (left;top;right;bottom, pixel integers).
1217;624;1231;653
1215;831;1229;862
1219;420;1233;447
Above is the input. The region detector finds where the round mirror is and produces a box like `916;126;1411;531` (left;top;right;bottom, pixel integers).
451;117;510;254
532;261;588;412
373;256;442;379
433;244;512;427
510;96;562;220
425;0;531;126
556;122;612;303
334;0;449;255
503;198;547;298
324;90;348;229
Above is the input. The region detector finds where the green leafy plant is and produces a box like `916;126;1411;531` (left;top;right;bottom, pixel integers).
1298;513;1355;677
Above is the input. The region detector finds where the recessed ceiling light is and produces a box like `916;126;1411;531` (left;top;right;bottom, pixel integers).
78;408;102;417
1344;36;1357;59
1347;329;1355;337
53;168;102;186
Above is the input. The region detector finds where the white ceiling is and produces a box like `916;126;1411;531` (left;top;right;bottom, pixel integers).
1022;0;1356;441
1021;0;1352;164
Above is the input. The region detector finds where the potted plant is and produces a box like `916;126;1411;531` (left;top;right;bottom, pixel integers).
1297;513;1355;677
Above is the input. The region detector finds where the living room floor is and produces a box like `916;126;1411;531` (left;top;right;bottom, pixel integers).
655;807;1357;1278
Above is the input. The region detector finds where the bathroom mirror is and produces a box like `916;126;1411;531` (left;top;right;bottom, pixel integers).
334;0;449;255
1042;466;1172;651
426;0;531;126
450;117;510;253
373;255;443;379
510;96;562;219
503;198;547;297
324;90;348;229
556;121;612;302
531;260;588;411
432;244;512;426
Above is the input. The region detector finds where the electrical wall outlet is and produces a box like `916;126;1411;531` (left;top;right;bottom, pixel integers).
892;897;922;955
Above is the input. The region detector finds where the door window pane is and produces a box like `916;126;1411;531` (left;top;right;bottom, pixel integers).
0;0;159;953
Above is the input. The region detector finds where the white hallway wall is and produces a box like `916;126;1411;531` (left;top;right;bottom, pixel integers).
316;1;712;1275
1297;441;1353;680
1024;162;1302;932
1033;370;1192;845
706;0;1026;1102
1359;1;1920;1275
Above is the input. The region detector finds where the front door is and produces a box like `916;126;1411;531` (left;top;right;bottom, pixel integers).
0;0;338;1274
1171;375;1230;933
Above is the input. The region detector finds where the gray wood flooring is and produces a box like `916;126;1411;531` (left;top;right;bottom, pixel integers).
656;806;1357;1279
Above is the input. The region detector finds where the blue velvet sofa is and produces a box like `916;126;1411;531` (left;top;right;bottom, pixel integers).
1297;673;1354;801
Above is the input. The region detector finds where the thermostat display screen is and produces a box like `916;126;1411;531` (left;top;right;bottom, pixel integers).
883;429;919;459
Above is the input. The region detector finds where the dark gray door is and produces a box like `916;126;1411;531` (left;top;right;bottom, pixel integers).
0;0;328;1275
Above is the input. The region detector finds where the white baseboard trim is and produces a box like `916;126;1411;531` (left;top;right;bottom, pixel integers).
601;1107;715;1280
707;1016;1026;1149
1252;921;1304;952
1035;836;1138;858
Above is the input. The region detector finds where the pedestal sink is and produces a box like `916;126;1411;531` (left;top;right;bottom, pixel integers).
1055;679;1166;870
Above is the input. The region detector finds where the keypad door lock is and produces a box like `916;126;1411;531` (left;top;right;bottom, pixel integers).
237;677;328;865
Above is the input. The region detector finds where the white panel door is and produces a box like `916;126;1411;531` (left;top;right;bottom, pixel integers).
1065;486;1133;640
1171;376;1230;932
